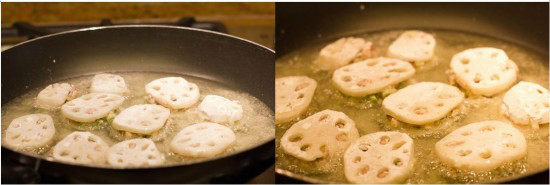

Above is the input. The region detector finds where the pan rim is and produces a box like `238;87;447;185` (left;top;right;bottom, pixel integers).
1;25;275;170
3;24;275;54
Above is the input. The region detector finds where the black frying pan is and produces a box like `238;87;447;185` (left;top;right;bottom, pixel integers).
1;25;274;183
275;2;549;184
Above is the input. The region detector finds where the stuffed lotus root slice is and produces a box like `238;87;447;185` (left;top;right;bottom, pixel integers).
35;83;77;110
316;37;375;71
344;131;414;184
198;95;243;124
387;30;436;66
275;76;317;122
112;104;170;135
169;122;236;157
145;77;200;110
382;82;464;125
4;114;56;149
90;73;129;95
435;121;527;171
281;110;359;161
450;47;518;96
61;93;124;123
52;131;109;165
332;57;415;97
107;138;165;168
501;81;550;127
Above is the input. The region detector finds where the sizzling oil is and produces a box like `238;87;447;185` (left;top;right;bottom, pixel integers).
1;72;274;168
275;30;549;183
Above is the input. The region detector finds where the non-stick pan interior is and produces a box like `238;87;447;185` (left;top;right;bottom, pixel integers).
1;25;275;183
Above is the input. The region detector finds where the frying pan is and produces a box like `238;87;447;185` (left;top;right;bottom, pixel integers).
275;2;549;184
1;25;274;183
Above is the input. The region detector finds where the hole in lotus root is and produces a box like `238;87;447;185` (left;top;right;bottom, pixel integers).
358;165;370;175
389;68;406;73
445;140;465;147
461;131;472;136
60;150;69;156
295;83;309;91
359;143;370;152
335;119;346;128
473;74;482;83
458;149;472;156
129;143;136;149
504;143;516;148
480;125;495;132
87;137;96;143
379;136;390;145
141;144;149;151
319;144;327;154
342;76;352;82
377;168;389;178
297;94;304;99
392;141;406;150
461;58;470;64
300;144;310;151
393;158;403;166
288;134;303;142
354;156;362;163
479;150;492;159
491;74;500;81
319;114;329;122
413;106;428;115
357;79;372;87
336;133;348;142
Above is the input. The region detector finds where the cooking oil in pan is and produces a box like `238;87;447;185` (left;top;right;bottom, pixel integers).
275;30;549;183
1;72;274;167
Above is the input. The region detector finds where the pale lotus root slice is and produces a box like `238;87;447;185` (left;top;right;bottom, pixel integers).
382;82;465;125
198;95;243;124
145;77;200;109
387;30;436;66
61;93;124;122
112;104;170;135
4;114;56;149
501;81;550;128
450;47;518;96
316;37;375;70
52;131;109;165
170;122;236;157
90;73;129;95
344;131;414;184
435;121;527;171
332;57;415;97
275;76;317;123
35;83;75;110
281;109;359;161
107;138;165;168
